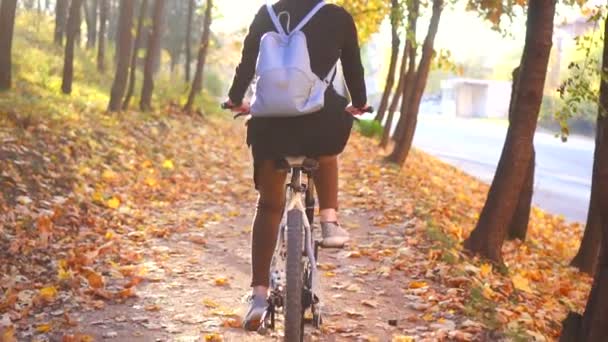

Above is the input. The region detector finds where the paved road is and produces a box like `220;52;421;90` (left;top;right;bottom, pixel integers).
409;116;594;223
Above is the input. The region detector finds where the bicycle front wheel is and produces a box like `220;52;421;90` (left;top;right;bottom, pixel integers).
284;209;304;342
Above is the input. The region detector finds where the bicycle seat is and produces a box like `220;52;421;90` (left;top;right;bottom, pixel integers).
278;156;319;171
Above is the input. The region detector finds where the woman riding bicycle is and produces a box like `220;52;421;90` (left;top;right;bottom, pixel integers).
224;0;369;330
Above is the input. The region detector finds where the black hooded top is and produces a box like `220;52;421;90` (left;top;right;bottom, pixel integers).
228;0;367;108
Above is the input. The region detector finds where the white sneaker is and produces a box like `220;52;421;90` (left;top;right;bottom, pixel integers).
321;222;350;248
242;295;268;331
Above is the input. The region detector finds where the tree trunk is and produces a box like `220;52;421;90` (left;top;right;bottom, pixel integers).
185;0;194;82
386;0;442;165
463;0;555;264
571;185;602;275
183;0;213;113
122;0;149;110
0;0;18;91
374;0;400;123
84;0;98;49
107;0;135;111
54;0;69;45
508;150;535;240
564;17;608;340
571;156;602;275
505;67;535;241
61;0;84;94
385;0;419;149
569;17;608;276
140;0;166;111
97;0;108;72
380;23;414;148
392;38;418;144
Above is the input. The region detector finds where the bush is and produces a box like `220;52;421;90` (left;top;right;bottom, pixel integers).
355;119;383;139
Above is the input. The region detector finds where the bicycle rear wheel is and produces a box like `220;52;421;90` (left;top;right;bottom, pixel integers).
284;209;304;342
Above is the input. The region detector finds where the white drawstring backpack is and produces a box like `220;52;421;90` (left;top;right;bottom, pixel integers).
249;1;337;117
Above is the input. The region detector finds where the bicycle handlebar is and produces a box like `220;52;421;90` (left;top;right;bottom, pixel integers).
221;102;374;118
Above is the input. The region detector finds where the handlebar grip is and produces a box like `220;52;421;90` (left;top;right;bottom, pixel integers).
364;106;374;113
221;102;233;110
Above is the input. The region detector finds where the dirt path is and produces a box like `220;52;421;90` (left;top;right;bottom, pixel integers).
47;196;482;341
3;120;489;342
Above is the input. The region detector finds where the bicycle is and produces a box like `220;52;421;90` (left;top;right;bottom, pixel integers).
221;102;372;341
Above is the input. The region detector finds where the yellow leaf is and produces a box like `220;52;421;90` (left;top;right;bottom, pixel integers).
482;285;496;299
102;169;117;181
512;274;533;293
36;323;52;333
347;251;361;258
214;277;229;287
202;298;219;308
162;159;175;170
145;177;158;187
324;271;336;277
480;263;492;278
393;336;415;342
92;191;104;203
107;197;120;209
105;230;115;240
39;286;58;302
204;333;223;342
58;266;72;281
408;281;428;289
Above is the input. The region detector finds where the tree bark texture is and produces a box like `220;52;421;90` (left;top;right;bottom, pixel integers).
61;0;84;94
122;0;149;110
140;0;166;111
97;0;108;72
183;0;213;113
107;0;135;111
54;0;69;45
0;0;18;90
374;0;401;123
463;0;556;264
185;0;195;82
387;0;443;165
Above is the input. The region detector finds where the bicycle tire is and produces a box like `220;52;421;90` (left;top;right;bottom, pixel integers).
284;209;304;342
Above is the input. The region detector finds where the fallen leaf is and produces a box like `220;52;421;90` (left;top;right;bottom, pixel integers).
162;160;175;170
408;281;428;289
512;274;533;293
479;263;492;277
204;333;223;341
345;309;364;318
346;251;361;258
203;299;220;308
106;197;121;209
214;277;229;287
188;233;207;245
62;334;95;342
222;317;242;328
392;336;415;342
1;326;16;342
145;304;161;312
39;286;58;302
36;323;52;333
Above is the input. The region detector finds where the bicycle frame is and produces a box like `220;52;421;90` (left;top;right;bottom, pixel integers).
265;167;321;330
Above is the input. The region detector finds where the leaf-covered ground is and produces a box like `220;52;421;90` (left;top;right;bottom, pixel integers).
0;12;593;342
0;100;592;341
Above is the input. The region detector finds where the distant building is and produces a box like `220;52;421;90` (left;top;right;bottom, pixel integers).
440;78;512;118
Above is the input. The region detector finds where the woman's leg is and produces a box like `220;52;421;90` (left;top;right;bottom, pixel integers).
314;155;350;246
314;155;339;220
250;160;287;291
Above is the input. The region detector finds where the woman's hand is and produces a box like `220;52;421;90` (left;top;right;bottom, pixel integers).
346;105;372;116
223;99;251;114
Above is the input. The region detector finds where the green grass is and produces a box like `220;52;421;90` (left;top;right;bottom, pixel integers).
1;11;218;121
354;119;383;139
